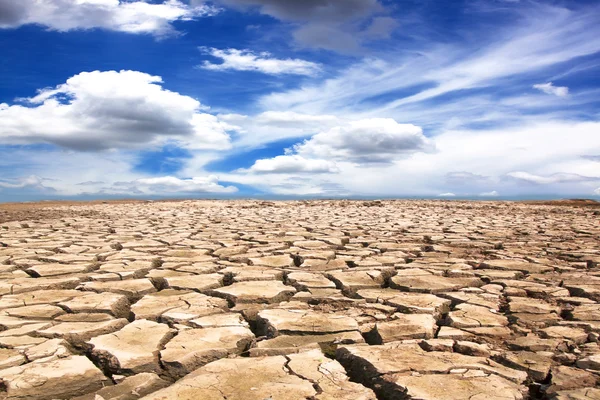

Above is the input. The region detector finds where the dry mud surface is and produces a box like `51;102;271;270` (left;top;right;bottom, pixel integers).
0;199;598;400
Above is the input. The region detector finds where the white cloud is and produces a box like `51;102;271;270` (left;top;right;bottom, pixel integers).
292;118;432;163
199;48;321;76
506;171;600;184
220;120;600;198
242;155;338;174
223;111;340;148
479;190;499;197
109;176;237;194
533;82;569;97
0;0;219;37
594;188;600;196
0;175;52;191
0;70;233;151
438;193;456;197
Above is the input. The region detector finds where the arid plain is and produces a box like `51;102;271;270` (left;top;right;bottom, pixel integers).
0;199;599;400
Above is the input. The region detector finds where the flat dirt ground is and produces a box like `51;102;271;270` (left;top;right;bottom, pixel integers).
0;199;598;399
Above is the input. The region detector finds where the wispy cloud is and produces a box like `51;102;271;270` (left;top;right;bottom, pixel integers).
258;2;600;132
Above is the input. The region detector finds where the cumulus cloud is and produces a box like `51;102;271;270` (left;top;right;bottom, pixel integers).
242;155;338;174
533;82;569;97
220;120;600;198
199;48;321;76
108;176;237;194
214;0;394;52
0;0;219;36
0;175;56;192
506;171;600;184
292;118;432;164
0;70;233;151
233;118;432;185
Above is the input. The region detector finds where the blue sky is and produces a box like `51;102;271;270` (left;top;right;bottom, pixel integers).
1;0;600;201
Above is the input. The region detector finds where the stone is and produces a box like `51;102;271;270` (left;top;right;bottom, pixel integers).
448;303;509;328
137;356;317;399
540;326;589;344
189;312;249;328
59;292;131;318
25;263;96;277
552;388;600;399
0;289;85;309
0;348;26;369
249;331;364;357
328;270;392;296
336;342;527;384
1;304;65;319
78;279;157;302
508;297;559;314
389;274;484;293
0;277;81;295
0;356;109;400
24;338;73;361
249;255;295;268
37;319;130;345
570;304;600;321
499;351;553;381
130;290;225;321
257;308;359;336
371;314;437;343
454;341;491;357
163;274;224;292
507;335;561;352
210;281;296;304
160;326;255;378
88;319;175;374
576;354;600;371
479;259;553;274
287;349;376;399
357;288;451;319
546;366;599;395
72;373;170;400
286;272;336;290
391;374;525;400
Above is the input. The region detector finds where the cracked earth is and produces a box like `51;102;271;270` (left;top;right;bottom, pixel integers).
0;199;598;399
